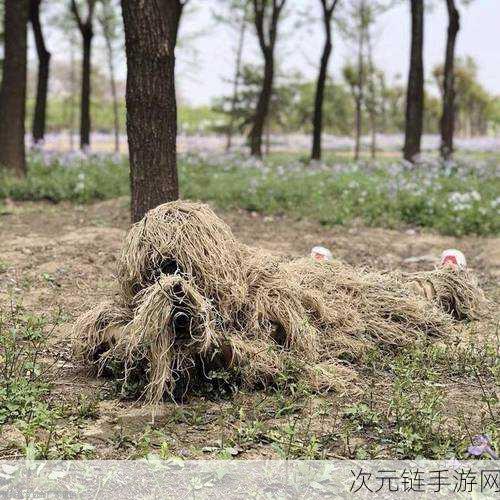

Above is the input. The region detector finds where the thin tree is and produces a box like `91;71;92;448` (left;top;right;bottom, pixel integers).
341;0;368;161
29;0;51;145
311;0;340;161
342;62;362;160
225;3;249;151
70;0;96;150
98;0;121;154
365;24;377;158
248;0;287;157
354;1;367;161
0;0;29;176
439;0;459;160
52;7;79;150
69;32;77;150
0;2;3;51
403;0;424;162
212;0;251;151
121;0;188;223
377;71;388;131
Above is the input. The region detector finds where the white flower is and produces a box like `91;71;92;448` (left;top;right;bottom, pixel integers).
470;190;481;202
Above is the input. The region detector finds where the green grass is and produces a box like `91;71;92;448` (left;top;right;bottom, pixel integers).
0;155;129;203
0;151;498;236
224;338;498;460
1;302;497;460
0;304;96;459
26;99;223;136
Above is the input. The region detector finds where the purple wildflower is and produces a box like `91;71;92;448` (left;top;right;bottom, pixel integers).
467;435;498;459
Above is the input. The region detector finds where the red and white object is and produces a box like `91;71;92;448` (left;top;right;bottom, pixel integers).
440;249;467;269
311;246;333;262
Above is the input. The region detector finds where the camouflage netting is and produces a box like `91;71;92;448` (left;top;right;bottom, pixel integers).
74;201;485;407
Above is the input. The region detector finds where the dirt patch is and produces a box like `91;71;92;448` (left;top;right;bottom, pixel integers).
0;198;498;459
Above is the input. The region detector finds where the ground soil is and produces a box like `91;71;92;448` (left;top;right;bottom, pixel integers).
0;198;498;459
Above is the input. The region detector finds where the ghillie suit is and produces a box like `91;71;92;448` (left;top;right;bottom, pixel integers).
74;201;484;407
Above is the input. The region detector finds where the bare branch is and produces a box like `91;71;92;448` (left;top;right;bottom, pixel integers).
269;0;286;48
321;0;340;17
71;0;97;30
70;0;84;31
87;0;97;22
277;0;287;11
252;0;268;53
329;0;340;15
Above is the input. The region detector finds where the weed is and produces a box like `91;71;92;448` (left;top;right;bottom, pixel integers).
0;303;96;459
0;305;52;426
267;419;324;459
236;420;268;445
1;152;498;236
74;395;100;420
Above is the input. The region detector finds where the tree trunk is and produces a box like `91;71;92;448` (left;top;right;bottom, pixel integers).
249;0;286;158
226;16;246;152
311;26;331;160
70;0;95;150
0;0;29;176
121;0;182;223
354;13;365;162
265;117;271;155
80;30;92;149
346;82;358;153
249;51;273;157
439;0;459;160
103;28;120;154
379;73;388;132
403;0;424;162
370;117;376;158
69;39;76;150
30;0;51;145
366;29;377;159
311;0;338;161
354;95;362;160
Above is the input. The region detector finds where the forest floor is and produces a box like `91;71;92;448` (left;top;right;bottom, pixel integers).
0;198;498;459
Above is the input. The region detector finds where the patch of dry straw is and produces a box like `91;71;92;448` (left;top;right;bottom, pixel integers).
74;201;485;406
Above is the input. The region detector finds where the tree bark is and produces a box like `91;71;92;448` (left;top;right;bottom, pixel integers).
69;38;76;150
121;0;183;223
403;0;424;162
311;0;339;161
439;0;459;160
0;0;29;176
265;116;271;155
80;30;92;149
366;26;376;159
354;3;365;162
378;72;388;132
71;0;95;150
100;12;120;154
29;0;51;145
249;50;273;157
226;14;247;152
249;0;286;158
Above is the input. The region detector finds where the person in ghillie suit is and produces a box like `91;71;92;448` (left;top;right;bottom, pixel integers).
74;201;485;408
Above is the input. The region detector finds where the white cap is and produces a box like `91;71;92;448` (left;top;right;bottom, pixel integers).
311;246;333;262
440;249;467;269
